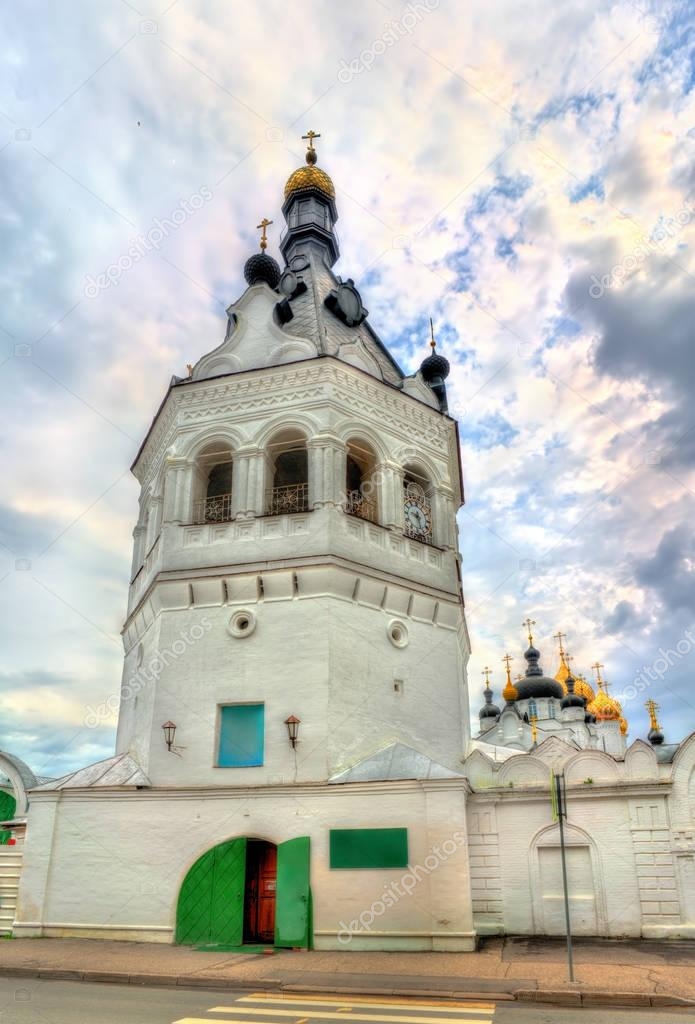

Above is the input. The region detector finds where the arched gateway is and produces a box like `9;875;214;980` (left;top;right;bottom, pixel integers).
176;836;311;948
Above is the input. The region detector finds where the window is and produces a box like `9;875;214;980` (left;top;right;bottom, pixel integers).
343;439;378;523
193;443;234;523
217;704;264;767
266;429;309;514
528;698;538;719
548;701;557;719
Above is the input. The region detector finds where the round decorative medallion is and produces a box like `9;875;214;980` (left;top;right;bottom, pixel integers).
227;609;257;639
388;619;409;649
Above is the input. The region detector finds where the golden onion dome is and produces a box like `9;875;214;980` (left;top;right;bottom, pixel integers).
503;677;519;702
284;164;335;200
587;684;622;721
574;674;596;703
555;658;595;702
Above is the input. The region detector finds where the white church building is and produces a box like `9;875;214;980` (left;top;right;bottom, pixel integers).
4;135;695;949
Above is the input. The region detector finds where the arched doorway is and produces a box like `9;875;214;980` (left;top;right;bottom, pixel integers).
176;835;311;949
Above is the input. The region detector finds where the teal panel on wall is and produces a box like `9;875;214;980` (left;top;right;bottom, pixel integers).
329;828;408;869
218;704;264;767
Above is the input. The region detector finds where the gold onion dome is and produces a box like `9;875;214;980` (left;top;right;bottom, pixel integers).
502;654;518;702
284;131;335;200
586;681;622;721
554;659;595;703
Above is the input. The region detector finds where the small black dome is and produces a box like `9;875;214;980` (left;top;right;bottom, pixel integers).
244;252;281;288
648;726;664;746
479;685;500;720
561;674;585;710
420;351;450;382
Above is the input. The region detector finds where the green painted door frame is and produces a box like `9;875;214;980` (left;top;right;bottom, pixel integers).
0;792;16;846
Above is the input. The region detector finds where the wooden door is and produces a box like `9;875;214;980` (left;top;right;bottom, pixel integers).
244;841;277;943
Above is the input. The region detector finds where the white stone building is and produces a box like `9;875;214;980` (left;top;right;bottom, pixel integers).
9;136;695;948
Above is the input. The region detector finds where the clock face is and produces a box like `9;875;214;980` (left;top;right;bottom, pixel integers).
404;498;432;537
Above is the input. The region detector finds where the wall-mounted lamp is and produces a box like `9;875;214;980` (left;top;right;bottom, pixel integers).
284;715;301;749
162;720;177;752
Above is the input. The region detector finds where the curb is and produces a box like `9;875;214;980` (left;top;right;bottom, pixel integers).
515;988;695;1008
0;967;692;1008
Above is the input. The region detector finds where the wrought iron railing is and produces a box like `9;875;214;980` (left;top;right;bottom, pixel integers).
193;492;233;524
403;524;434;545
342;490;378;523
266;482;309;516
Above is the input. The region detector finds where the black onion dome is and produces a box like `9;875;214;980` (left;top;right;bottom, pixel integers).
514;643;565;700
648;726;664;746
479;686;500;720
244;252;281;288
420;351;450;382
561;674;585;710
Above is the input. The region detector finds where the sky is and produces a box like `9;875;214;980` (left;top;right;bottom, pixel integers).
1;0;694;778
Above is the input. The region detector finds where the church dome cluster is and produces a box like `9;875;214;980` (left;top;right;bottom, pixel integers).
471;621;672;753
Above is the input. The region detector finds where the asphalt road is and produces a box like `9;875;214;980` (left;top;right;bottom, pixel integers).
0;980;688;1024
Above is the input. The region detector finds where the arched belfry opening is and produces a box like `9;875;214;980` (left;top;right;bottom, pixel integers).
402;463;434;543
193;442;234;524
266;429;309;514
343;438;379;523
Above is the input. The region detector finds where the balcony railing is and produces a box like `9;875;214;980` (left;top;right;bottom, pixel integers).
342;490;378;523
266;482;309;516
193;493;233;524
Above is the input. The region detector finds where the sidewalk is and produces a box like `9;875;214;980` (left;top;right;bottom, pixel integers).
0;936;693;1008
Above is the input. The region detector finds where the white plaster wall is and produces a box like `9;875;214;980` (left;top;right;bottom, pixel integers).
15;782;475;951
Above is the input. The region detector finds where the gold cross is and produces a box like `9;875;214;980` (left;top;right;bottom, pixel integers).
302;129;320;150
482;665;492;686
645;698;660;730
256;217;273;251
591;661;605;686
523;618;536;645
552;630;567;656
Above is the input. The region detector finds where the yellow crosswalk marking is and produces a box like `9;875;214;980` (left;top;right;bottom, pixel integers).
239;996;495;1014
207;1008;492;1024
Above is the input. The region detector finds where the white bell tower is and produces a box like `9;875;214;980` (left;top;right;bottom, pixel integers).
116;133;471;789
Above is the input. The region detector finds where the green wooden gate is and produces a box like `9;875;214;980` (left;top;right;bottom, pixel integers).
175;837;246;946
175;835;312;948
0;792;16;846
275;836;311;948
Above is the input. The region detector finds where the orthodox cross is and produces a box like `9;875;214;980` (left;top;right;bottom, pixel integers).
553;630;567;657
645;698;660;729
502;653;513;679
256;217;273;252
523;618;536;645
482;665;492;687
530;714;538;744
302;129;320;152
591;661;605;687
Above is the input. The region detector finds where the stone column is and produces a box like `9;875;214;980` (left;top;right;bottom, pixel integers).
380;461;405;531
308;434;346;509
230;450;250;518
162;457;191;525
244;448;266;516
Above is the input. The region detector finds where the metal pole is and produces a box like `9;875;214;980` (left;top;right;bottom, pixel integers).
556;772;575;982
